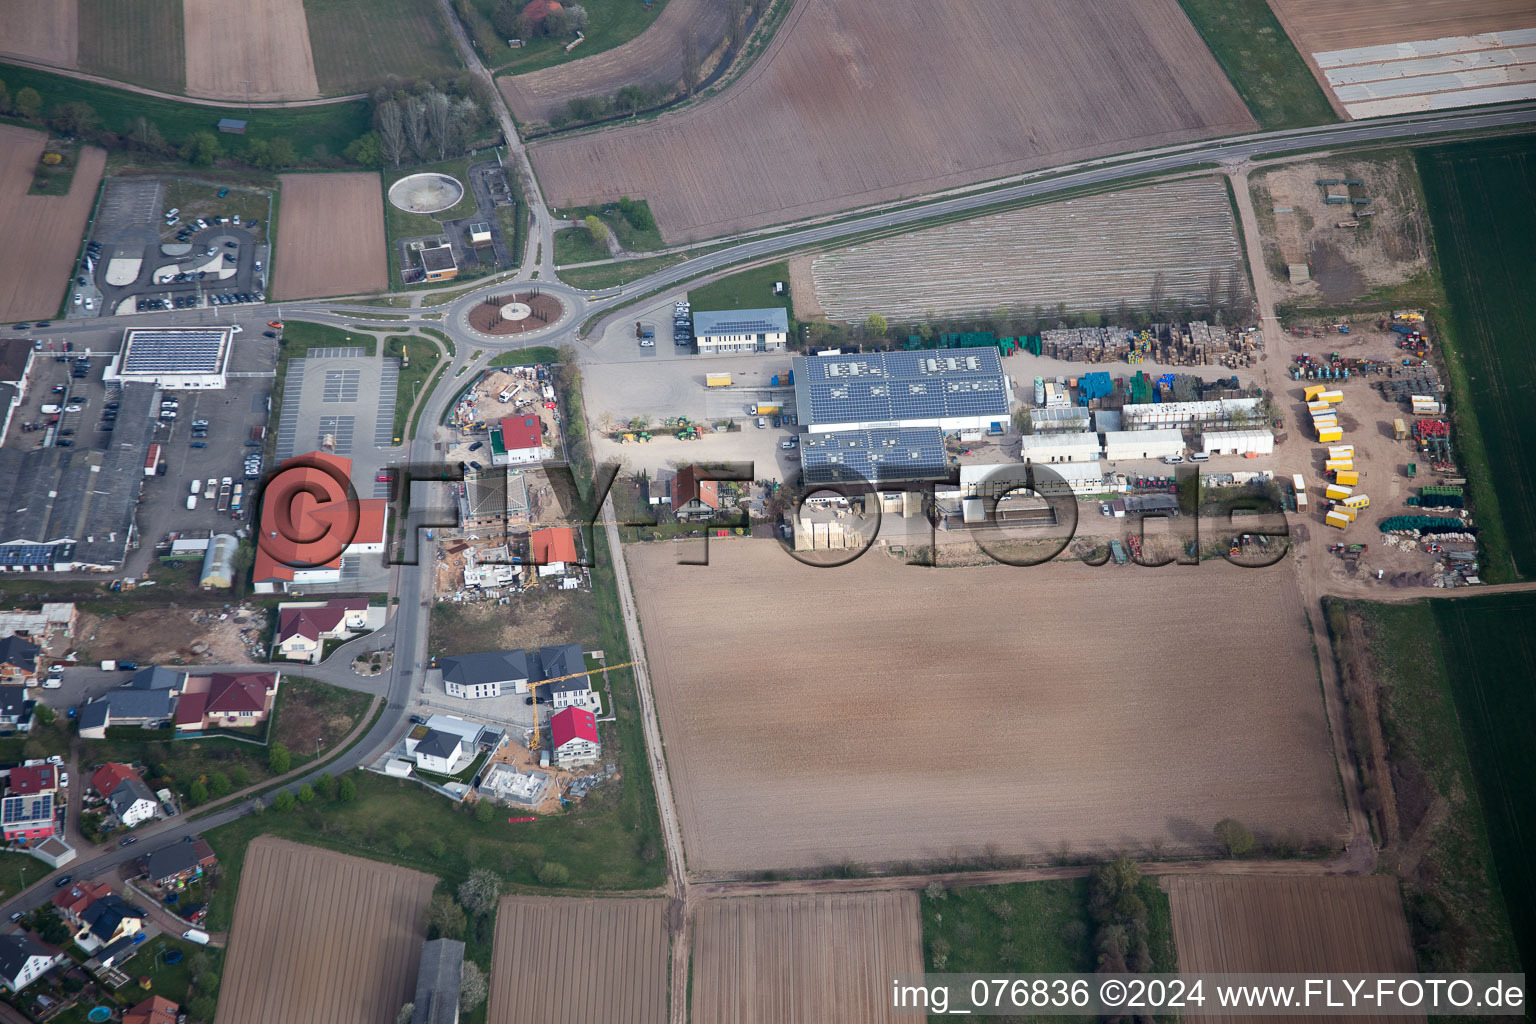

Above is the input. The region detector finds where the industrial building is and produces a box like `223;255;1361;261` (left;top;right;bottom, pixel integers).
417;244;458;283
1120;397;1263;431
252;452;389;593
1102;428;1186;462
1029;461;1118;496
1026;406;1091;433
800;427;948;486
792;349;1012;434
692;308;789;356
1199;430;1274;457
104;327;233;390
198;534;239;588
1018;431;1099;464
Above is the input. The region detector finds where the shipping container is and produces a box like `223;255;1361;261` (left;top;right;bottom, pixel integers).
1324;484;1353;501
754;403;781;415
143;443;163;477
1328;445;1355;459
1318;390;1344;404
705;374;732;388
1291;473;1307;493
1318;428;1343;443
1334;471;1360;487
1303;384;1327;401
1325;510;1351;529
1307;400;1332;414
1344;494;1370;509
1324;458;1353;472
1296;493;1309;513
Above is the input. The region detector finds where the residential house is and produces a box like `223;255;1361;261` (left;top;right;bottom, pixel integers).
76;892;142;948
92;764;157;828
528;527;579;569
52;881;112;922
0;634;39;686
532;644;596;711
491;415;543;466
7;764;56;798
440;650;529;700
0;687;31;733
142;836;217;887
77;666;184;738
124;995;179;1024
174;671;280;732
0;793;54;842
410;938;464;1024
252;453;389;593
549;707;600;767
273;599;369;663
672;465;721;521
410;729;463;774
0;933;64;993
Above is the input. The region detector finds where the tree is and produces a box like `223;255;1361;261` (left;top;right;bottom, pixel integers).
209;773;232;799
316;772;338;801
458;868;501;916
267;137;298;168
491;0;522;37
231;765;251;788
863;313;887;338
536;861;570;886
180;130;222;167
401;95;428;162
36;909;70;946
244;138;273;169
565;3;589;31
297;783;315;804
273;790;296;812
424;90;453;160
543;7;569;35
583;215;609;246
339;775;357;802
1147;270;1167;320
426;893;466;939
269;743;291;774
459;960;488;1012
187;995;217;1024
14;87;42;119
49;101;98;135
393;831;413;854
1214;818;1254;857
395;1004;415;1024
32;703;55;727
188;779;209;805
376;99;406;167
344;131;384;168
474;799;496;824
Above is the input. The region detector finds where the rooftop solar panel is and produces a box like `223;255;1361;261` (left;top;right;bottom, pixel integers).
795;350;1009;427
120;328;231;374
801;427;949;485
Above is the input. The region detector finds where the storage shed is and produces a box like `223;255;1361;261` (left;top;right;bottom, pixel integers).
1018;431;1100;464
1199;430;1273;457
198;533;239;589
1102;428;1184;462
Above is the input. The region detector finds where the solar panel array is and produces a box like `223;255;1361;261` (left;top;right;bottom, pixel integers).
795;349;1009;426
801;427;948;485
1;793;52;825
692;308;789;336
121;328;230;374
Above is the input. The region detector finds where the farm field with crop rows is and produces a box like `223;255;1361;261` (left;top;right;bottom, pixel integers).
808;179;1246;323
0;126;106;320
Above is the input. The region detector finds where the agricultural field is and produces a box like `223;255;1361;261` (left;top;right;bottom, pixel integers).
1417;136;1536;580
690;893;923;1024
76;0;185;94
808;179;1246;324
1251;154;1431;308
1266;0;1536;58
273;172;388;300
304;0;459;95
486;896;668;1024
184;0;320;101
215;837;437;1024
627;541;1344;875
0;0;77;68
496;0;730;123
0;126;106;320
529;0;1255;243
1175;0;1337;129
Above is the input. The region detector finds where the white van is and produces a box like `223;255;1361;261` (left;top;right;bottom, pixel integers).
181;929;211;945
186;494;198;510
189;479;201;495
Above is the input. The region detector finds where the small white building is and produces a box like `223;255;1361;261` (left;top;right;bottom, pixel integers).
0;934;65;993
103;327;233;390
1028;460;1118;496
550;707;600;766
409;729;464;774
1018;431;1100;464
692;308;789;356
1200;430;1275;457
1102;428;1185;462
1120;397;1263;431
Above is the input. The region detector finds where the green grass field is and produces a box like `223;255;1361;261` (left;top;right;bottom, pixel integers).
1417;137;1536;582
305;0;460;95
552;224;611;265
688;260;794;327
558;253;686;290
387;333;442;441
1174;0;1336;131
77;0;186;95
554;199;665;252
468;0;671;74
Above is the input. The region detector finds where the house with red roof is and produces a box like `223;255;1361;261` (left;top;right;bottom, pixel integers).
175;671;281;732
549;706;599;767
673;465;722;520
7;764;56;798
273;599;370;663
3;765;59;841
252;452;388;593
124;995;179;1024
528;527;580;568
491;415;545;466
90;764;157;828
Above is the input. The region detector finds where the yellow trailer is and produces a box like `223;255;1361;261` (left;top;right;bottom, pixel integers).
1324;458;1353;472
1291;473;1307;494
1307;400;1332;414
1334;470;1360;486
1313;419;1339;432
1324;484;1353;501
1296;493;1309;513
1328;445;1355;458
1303;384;1327;400
705;373;733;388
1318;427;1344;443
1393;418;1408;440
1318;390;1345;404
1344;494;1370;509
1338;506;1358;522
1326;510;1352;529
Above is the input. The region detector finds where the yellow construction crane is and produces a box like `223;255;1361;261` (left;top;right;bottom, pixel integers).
526;660;635;751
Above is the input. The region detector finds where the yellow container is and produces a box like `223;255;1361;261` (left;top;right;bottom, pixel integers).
1307;400;1332;414
1328;445;1355;459
1304;384;1327;401
1319;390;1345;404
1325;510;1352;529
1324;458;1353;472
1334;471;1360;486
1344;494;1370;509
1318;428;1343;443
1324;484;1353;501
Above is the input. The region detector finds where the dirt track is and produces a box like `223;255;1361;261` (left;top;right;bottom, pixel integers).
0;127;105;320
487;895;668;1024
628;541;1345;875
690;893;922;1024
184;0;320;100
497;0;732;123
0;0;77;67
528;0;1255;243
272;173;388;300
215;837;437;1024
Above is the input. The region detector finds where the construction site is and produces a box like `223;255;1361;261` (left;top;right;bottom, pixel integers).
445;363;566;469
431;466;588;601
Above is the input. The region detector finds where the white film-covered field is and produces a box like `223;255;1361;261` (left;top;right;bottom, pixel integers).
809;179;1246;323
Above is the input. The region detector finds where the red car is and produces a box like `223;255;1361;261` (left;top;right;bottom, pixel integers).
376;471;393;482
266;320;283;329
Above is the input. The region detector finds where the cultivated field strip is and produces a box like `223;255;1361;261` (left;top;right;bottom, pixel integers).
809;179;1245;322
691;893;923;1024
215;838;437;1024
273;173;388;300
1267;0;1536;55
0;0;78;67
628;541;1345;875
0;126;105;320
1312;28;1536;118
487;895;668;1024
1165;875;1419;1024
529;0;1254;243
183;0;320;101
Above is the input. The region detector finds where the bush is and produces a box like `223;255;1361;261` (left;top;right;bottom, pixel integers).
474;799;495;824
1214;817;1254;857
298;783;315;804
272;790;295;812
535;861;570;886
269;743;291;774
339;776;357;802
208;772;232;799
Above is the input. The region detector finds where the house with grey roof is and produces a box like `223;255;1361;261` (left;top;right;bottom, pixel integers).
0;633;40;685
0;933;64;993
410;729;464;774
410;938;464;1024
440;650;530;700
77;667;184;738
531;644;596;711
692;308;788;356
106;776;158;828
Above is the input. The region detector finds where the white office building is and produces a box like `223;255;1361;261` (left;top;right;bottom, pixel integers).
692;308;789;355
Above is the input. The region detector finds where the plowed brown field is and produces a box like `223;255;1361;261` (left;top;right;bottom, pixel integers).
486;896;668;1024
528;0;1255;243
691;893;923;1023
628;541;1345;874
1267;0;1536;53
498;0;732;123
273;173;387;300
215;837;438;1024
0;127;105;320
1165;875;1419;1023
184;0;319;100
0;0;77;67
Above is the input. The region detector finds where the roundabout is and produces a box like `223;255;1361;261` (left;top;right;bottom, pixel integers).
466;291;567;336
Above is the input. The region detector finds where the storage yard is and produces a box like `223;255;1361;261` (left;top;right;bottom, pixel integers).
272;172;388;300
0;126;107;320
183;0;320;100
690;893;923;1023
216;838;438;1024
529;0;1255;242
628;541;1344;875
808;179;1248;323
486;895;668;1024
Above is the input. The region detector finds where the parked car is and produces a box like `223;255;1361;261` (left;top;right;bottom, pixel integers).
467;441;483;451
53;875;72;888
118;836;138;846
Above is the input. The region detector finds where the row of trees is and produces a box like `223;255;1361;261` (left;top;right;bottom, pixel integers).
371;84;487;167
490;0;589;40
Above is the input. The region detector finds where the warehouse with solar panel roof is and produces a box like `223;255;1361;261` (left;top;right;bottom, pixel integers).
104;326;234;389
